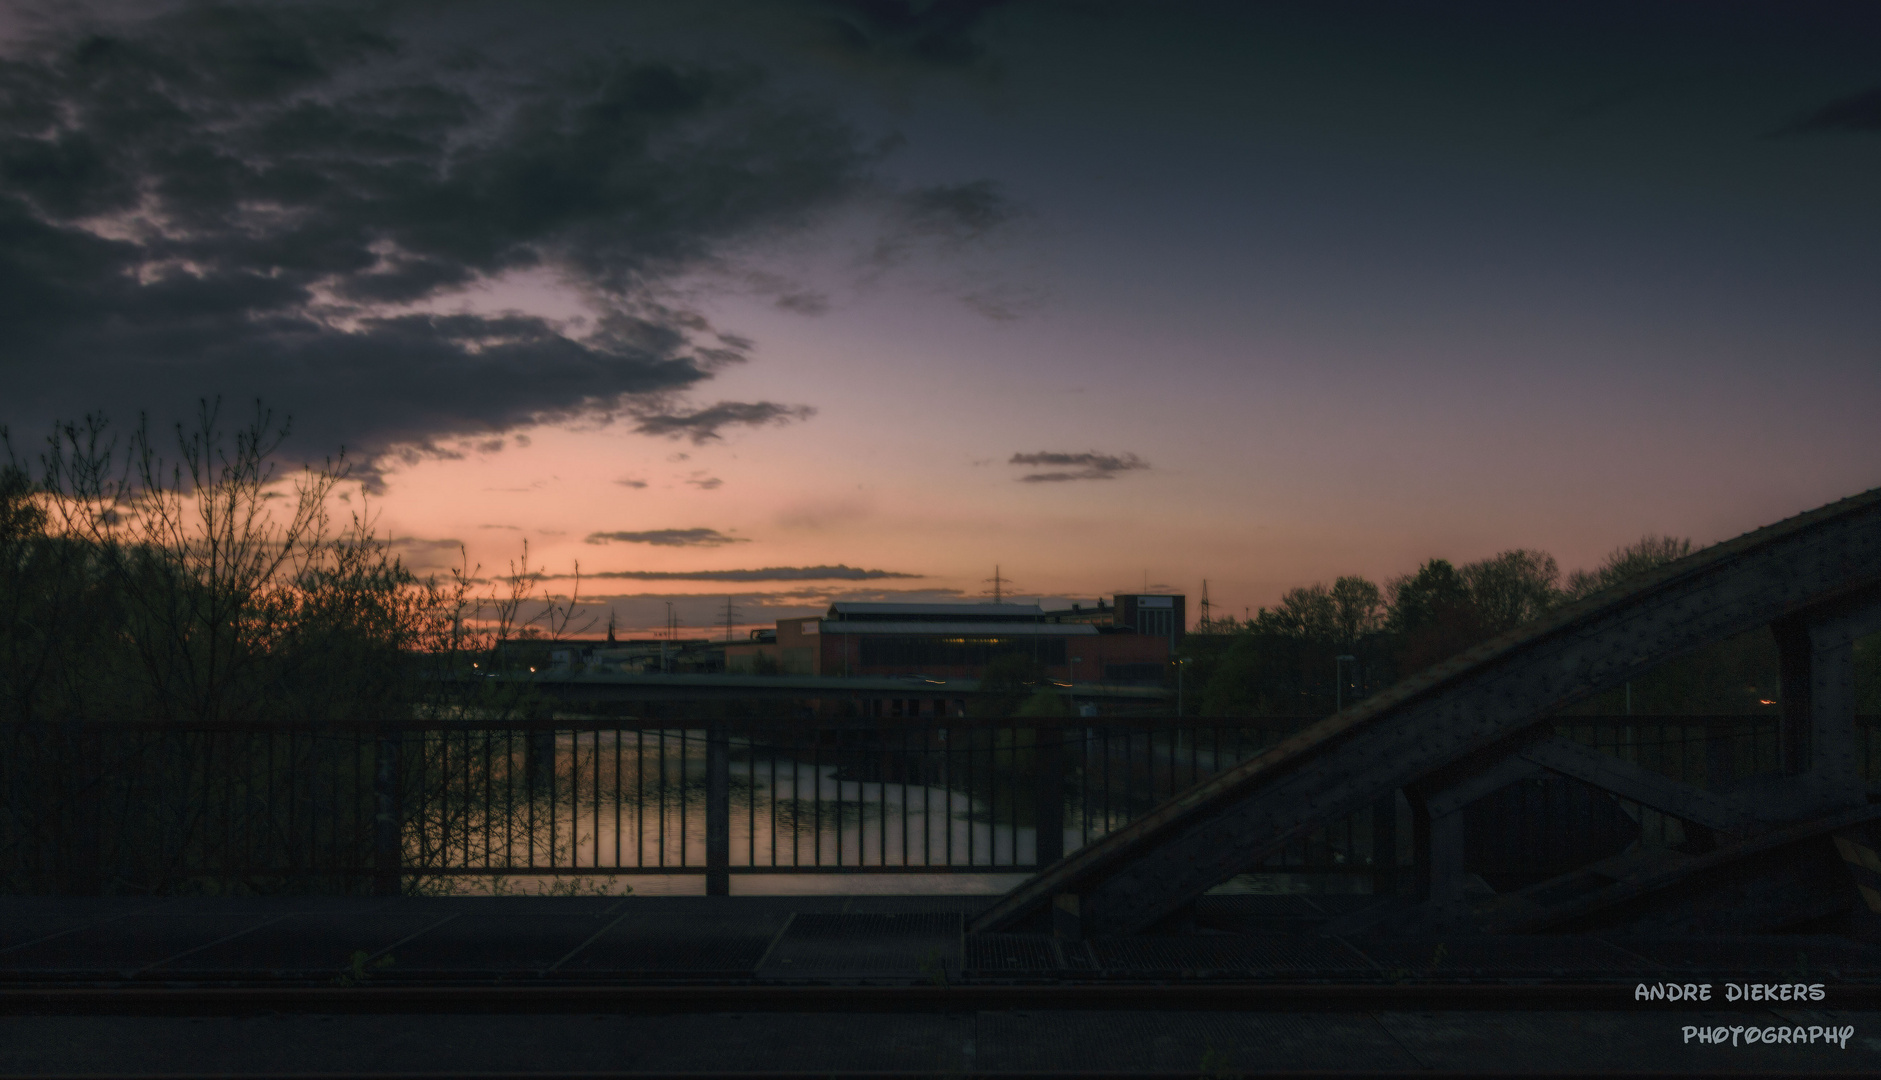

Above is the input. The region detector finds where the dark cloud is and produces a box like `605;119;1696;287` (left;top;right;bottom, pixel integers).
685;473;724;490
1774;84;1881;135
0;4;874;480
959;284;1044;321
551;565;921;582
774;290;831;315
897;180;1014;240
1008;450;1149;482
614;477;649;489
585;527;748;546
862;177;1023;282
632;401;816;443
813;0;1016;69
386;536;466;572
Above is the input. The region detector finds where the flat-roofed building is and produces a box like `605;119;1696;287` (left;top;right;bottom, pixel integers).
736;598;1180;684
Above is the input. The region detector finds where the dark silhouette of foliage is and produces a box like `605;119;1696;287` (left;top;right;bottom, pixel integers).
974;652;1045;717
1386;559;1486;673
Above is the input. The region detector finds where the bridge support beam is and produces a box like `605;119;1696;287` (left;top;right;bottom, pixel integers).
970;490;1881;937
1370;794;1401;897
1776;589;1881;807
1411;754;1546;916
1520;737;1762;835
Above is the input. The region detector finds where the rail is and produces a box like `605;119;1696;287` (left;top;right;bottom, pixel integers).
3;714;1874;895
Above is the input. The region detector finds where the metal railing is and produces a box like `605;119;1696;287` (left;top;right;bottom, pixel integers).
4;714;1875;895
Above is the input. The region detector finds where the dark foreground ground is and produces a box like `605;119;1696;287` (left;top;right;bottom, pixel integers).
3;894;1879;1077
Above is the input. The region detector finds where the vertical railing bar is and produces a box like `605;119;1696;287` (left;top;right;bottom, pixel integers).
262;728;275;879
323;730;334;882
836;729;845;868
218;728;233;880
679;728;688;869
1003;723;1012;866
527;724;538;871
549;724;560;870
479;729;491;869
769;735;780;869
946;724;957;868
879;726;889;868
746;724;755;869
359;730;371;879
306;730;318;884
634;729;644;869
901;725;910;867
439;730;451;873
657;728;667;869
968;725;977;867
996;723;1006;866
502;729;513;870
920;726;931;867
463;727;472;870
787;730;798;869
613;728;623;870
813;737;823;868
592;729;600;870
286;729;298;882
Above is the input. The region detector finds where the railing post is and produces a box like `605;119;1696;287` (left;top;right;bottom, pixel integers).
62;721;103;896
1034;725;1064;867
1370;791;1398;897
1704;719;1735;791
706;723;730;896
526;714;556;795
373;728;402;897
1774;618;1813;775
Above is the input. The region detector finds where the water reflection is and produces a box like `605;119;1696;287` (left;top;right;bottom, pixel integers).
429;737;1073;871
412;728;1313;895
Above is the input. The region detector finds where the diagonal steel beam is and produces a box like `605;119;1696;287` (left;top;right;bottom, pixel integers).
972;486;1881;936
1488;803;1881;933
1517;737;1764;835
1423;755;1548;820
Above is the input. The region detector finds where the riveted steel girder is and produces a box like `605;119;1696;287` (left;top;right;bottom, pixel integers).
972;487;1881;936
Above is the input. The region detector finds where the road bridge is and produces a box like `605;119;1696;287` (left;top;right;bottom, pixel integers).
973;487;1881;938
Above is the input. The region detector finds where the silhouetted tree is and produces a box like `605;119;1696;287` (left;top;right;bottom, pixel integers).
1386;559;1485;672
974;652;1045;717
1565;535;1693;600
1329;575;1384;644
1461;549;1561;633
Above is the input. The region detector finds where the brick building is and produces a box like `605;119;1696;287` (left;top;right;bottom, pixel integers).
726;595;1183;684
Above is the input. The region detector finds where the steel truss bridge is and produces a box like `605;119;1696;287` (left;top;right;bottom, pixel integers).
974;486;1881;939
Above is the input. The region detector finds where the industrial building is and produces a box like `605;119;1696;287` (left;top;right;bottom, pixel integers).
725;594;1185;684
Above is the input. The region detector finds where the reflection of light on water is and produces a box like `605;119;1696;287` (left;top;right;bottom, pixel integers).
428;749;1083;896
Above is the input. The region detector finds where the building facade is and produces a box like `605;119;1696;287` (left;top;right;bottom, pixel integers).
727;596;1182;684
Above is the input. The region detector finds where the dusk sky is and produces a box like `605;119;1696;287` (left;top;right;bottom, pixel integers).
2;1;1878;635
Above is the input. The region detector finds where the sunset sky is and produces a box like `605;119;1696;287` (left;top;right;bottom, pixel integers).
3;1;1879;635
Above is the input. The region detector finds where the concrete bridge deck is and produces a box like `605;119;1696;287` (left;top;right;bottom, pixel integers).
5;895;1881;1076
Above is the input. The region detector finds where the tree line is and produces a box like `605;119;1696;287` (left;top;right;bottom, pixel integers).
1184;540;1881;718
0;403;559;728
0;404;600;894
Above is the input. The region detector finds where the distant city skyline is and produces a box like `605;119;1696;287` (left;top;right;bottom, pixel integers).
3;1;1878;637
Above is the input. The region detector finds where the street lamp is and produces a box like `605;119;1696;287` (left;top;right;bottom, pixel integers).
1176;657;1193;718
1335;655;1357;713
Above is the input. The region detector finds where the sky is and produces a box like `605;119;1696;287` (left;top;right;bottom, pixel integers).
1;1;1878;636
